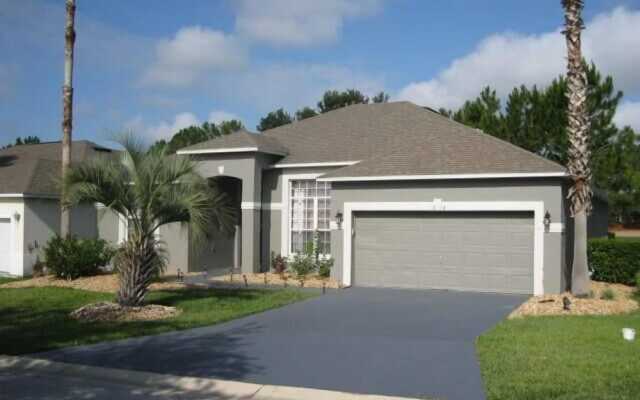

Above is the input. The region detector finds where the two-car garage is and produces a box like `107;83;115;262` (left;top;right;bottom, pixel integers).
351;211;535;294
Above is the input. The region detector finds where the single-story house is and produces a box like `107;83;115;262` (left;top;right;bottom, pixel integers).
1;102;608;295
0;141;123;276
173;101;608;295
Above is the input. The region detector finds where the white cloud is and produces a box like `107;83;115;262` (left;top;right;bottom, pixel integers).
206;63;385;113
614;101;640;131
125;112;199;141
397;7;640;111
234;0;382;47
141;27;248;87
125;108;244;141
207;110;240;124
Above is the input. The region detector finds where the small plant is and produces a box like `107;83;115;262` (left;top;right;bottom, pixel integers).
635;271;640;288
318;257;334;278
43;235;115;280
289;244;316;280
271;252;287;275
600;287;616;301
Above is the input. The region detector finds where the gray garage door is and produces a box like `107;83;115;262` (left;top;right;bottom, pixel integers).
353;211;534;293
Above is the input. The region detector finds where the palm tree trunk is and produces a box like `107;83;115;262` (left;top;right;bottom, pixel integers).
563;0;591;296
61;0;76;237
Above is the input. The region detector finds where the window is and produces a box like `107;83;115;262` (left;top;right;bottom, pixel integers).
290;180;331;255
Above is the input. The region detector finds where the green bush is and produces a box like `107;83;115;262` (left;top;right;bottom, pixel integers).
288;253;316;279
43;236;115;280
588;238;640;285
318;258;334;278
270;252;287;275
635;272;640;288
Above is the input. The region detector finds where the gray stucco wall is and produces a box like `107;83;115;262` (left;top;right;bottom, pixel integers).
22;199;101;275
328;179;568;294
161;222;189;275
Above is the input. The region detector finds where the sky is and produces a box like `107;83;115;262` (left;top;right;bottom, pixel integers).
1;0;639;148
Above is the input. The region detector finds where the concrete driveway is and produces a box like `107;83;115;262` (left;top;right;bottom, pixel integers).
38;288;527;400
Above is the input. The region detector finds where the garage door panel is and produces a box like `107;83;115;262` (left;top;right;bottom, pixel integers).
354;211;534;294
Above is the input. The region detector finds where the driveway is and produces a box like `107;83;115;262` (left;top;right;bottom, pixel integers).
38;288;527;400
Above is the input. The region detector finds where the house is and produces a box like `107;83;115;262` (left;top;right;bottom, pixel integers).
0;140;123;276
1;102;608;295
172;101;608;295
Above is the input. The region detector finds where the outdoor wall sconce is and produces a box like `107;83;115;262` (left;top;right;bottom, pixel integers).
543;211;551;230
335;211;343;229
12;211;20;222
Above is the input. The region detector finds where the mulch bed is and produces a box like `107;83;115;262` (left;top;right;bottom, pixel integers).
200;272;341;289
69;301;180;322
509;281;638;318
0;274;187;293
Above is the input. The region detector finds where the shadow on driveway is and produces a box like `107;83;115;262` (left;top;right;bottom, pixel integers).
38;288;527;400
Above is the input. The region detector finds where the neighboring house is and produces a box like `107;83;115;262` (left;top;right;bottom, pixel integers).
173;101;607;295
0;141;123;276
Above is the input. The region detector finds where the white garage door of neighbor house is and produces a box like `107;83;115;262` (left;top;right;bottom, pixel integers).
0;218;14;275
353;211;535;294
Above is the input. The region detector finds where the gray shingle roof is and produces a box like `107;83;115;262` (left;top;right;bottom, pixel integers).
177;129;288;156
0;140;116;196
175;102;565;179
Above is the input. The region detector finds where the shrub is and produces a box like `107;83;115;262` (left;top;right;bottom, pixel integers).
288;252;316;280
43;236;115;280
600;287;616;300
635;271;640;288
318;257;334;278
588;238;640;285
270;252;287;275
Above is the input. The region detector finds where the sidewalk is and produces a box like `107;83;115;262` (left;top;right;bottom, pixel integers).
0;355;424;400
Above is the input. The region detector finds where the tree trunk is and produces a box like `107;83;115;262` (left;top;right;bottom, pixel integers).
571;210;590;294
563;0;591;296
116;240;160;307
61;0;76;237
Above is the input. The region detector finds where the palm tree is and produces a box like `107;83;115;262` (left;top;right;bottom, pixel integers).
63;138;235;306
61;0;76;237
563;0;591;295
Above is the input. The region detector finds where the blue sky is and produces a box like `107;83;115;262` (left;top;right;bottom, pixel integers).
1;0;639;148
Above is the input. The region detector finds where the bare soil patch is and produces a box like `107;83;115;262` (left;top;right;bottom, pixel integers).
70;301;180;322
201;271;340;289
509;281;638;318
0;273;187;293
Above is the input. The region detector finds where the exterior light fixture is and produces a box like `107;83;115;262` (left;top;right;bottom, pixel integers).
335;211;343;229
12;212;20;222
543;211;551;229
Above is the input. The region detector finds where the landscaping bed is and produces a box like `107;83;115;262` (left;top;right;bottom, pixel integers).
70;301;180;322
200;271;340;289
0;286;313;355
0;273;187;293
509;281;638;318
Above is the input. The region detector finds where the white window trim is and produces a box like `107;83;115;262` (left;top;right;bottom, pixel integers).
342;200;546;295
280;173;323;256
319;172;568;182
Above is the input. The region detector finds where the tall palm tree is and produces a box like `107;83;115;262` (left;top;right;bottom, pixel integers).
61;0;76;237
563;0;591;295
63;138;235;306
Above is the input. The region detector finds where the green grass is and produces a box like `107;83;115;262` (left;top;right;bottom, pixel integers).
0;276;22;284
0;286;313;355
613;236;640;242
478;312;640;400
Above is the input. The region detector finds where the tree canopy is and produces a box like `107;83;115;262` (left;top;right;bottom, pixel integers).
440;62;638;224
317;89;369;113
150;120;244;154
2;136;41;149
256;108;293;132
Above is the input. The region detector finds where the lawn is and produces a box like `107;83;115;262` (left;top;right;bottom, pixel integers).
0;286;313;355
478;311;640;400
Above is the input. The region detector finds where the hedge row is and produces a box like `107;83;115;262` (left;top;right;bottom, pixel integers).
588;239;640;285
